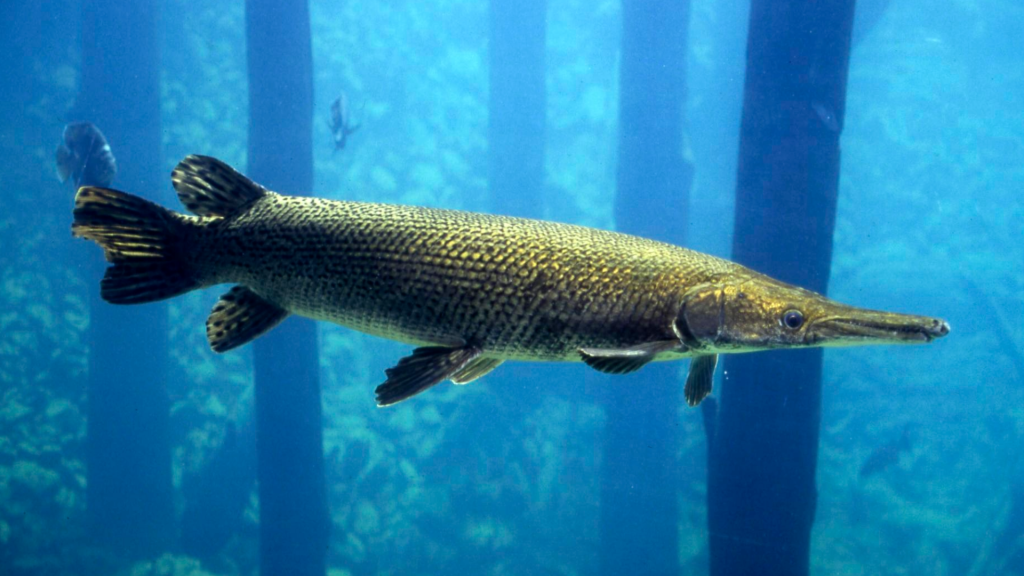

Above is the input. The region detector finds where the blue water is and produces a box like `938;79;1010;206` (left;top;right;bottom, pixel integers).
1;0;1021;575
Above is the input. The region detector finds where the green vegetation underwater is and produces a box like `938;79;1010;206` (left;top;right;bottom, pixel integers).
1;0;1022;575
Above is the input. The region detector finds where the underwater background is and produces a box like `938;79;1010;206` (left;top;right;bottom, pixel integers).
1;0;1022;575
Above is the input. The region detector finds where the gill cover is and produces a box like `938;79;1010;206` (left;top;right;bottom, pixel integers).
675;286;724;347
675;280;799;351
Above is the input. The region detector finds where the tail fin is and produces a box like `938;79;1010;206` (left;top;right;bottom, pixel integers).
72;187;199;304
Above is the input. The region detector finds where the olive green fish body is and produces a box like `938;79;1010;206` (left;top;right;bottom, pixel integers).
191;192;736;361
72;155;949;407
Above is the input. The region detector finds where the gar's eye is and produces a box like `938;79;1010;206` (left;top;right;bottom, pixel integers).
782;310;804;329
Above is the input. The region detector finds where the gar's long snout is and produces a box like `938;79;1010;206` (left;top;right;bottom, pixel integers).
811;306;949;346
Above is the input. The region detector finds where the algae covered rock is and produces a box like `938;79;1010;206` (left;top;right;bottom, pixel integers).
123;553;221;576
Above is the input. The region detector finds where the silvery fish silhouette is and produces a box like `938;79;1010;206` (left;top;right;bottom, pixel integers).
72;155;949;407
328;92;360;152
55;122;117;188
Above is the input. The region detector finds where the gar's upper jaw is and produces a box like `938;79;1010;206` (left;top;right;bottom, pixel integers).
922;318;951;341
813;312;950;346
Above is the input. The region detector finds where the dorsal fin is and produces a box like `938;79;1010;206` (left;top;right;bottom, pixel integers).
171;155;267;217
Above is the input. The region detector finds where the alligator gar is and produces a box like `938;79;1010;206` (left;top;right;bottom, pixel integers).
72;155;949;406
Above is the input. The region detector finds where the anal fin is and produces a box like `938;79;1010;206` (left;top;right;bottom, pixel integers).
376;345;482;407
684;354;718;407
206;286;289;352
451;357;503;385
578;340;681;375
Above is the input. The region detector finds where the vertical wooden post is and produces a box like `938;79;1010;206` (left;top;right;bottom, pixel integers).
488;0;546;218
245;0;328;574
76;0;173;557
599;2;692;574
706;2;856;575
484;0;553;472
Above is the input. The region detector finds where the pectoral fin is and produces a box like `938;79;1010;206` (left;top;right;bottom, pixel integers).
376;345;482;407
684;354;718;407
206;286;289;352
579;340;681;375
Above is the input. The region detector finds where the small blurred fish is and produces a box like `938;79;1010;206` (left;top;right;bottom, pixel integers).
328;92;360;152
859;425;913;479
55;122;117;188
